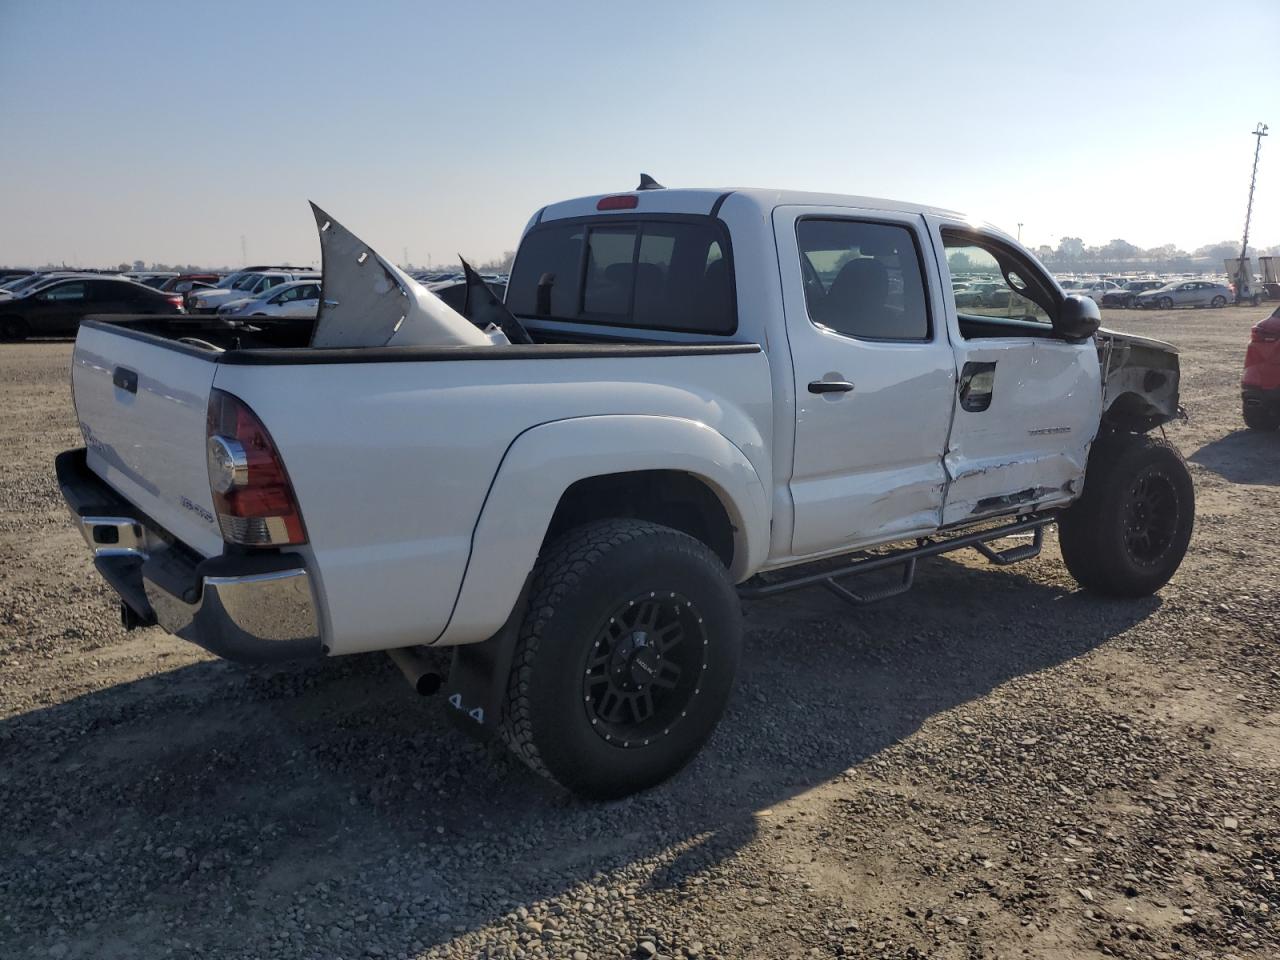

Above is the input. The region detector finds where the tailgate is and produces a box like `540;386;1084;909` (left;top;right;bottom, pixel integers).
72;323;224;557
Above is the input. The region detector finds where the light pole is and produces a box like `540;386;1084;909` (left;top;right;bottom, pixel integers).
1238;122;1268;303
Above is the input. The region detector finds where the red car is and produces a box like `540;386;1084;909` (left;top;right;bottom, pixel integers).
1243;306;1280;430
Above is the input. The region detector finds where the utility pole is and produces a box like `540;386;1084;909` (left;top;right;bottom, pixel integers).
1238;122;1268;302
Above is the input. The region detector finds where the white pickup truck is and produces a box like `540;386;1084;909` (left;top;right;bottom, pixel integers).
58;184;1193;799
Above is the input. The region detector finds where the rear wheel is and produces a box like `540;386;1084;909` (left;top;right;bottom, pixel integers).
1058;434;1194;597
0;316;29;341
1243;402;1280;431
501;519;741;800
1211;295;1227;308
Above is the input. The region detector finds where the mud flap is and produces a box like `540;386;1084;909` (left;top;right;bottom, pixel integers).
442;579;531;741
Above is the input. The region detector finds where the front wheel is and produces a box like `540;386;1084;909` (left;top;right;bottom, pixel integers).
1211;295;1227;308
1058;434;1194;597
1158;297;1174;310
501;519;741;800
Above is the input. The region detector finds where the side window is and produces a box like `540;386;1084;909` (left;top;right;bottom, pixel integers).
796;219;930;340
943;233;1054;335
43;282;87;302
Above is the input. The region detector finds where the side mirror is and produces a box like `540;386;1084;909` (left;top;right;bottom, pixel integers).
1055;294;1101;341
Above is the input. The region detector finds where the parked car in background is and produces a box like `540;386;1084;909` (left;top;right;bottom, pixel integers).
217;279;323;318
1073;280;1126;303
0;276;183;340
125;272;179;288
424;277;507;314
952;280;1005;307
0;269;36;287
188;270;316;313
1137;280;1232;310
1242;306;1280;430
1102;279;1166;308
158;273;222;294
0;271;89;300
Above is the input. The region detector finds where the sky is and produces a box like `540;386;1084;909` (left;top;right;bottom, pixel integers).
1;0;1278;269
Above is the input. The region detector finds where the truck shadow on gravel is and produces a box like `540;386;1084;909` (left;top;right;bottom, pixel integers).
2;558;1158;957
1190;428;1280;485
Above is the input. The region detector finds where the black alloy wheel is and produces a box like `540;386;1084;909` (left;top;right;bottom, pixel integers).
582;591;707;748
1123;471;1180;567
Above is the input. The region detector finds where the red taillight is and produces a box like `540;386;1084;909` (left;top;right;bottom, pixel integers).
1252;312;1280;343
597;194;639;211
206;389;306;546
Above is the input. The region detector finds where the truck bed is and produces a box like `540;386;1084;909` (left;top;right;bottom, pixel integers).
71;316;772;656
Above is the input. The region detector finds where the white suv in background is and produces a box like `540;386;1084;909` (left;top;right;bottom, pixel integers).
217;279;322;318
188;270;316;314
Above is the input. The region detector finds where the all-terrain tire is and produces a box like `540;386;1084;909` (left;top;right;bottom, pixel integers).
1243;402;1280;431
0;316;29;341
1058;434;1194;597
501;519;741;800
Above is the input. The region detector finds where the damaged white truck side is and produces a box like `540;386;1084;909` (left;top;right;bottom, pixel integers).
57;186;1192;799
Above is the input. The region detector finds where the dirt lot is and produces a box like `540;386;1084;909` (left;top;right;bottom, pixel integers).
2;305;1278;960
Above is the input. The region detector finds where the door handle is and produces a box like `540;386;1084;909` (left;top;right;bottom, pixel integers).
112;367;138;394
808;379;854;394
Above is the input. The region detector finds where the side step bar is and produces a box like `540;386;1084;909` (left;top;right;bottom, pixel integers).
738;513;1054;606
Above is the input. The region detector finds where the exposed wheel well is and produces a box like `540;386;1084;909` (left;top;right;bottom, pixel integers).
544;470;736;570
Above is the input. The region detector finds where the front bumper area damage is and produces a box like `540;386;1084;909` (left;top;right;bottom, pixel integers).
56;449;323;663
1097;329;1182;430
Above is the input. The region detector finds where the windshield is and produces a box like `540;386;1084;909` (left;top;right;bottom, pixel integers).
231;274;262;291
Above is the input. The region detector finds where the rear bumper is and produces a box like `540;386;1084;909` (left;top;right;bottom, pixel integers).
1243;385;1280;415
56;448;323;663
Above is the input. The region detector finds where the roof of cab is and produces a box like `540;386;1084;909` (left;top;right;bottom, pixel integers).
535;187;968;226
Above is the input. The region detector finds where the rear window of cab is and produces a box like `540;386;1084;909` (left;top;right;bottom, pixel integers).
506;216;736;335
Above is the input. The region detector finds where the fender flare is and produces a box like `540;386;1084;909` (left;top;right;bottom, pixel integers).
434;414;770;646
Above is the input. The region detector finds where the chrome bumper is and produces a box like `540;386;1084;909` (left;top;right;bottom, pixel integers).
142;566;321;658
56;448;324;663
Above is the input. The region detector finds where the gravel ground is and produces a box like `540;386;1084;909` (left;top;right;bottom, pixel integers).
1;305;1277;960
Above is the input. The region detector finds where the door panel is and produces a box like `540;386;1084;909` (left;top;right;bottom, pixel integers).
926;218;1102;526
775;207;956;558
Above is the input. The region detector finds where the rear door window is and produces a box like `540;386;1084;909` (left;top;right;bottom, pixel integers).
797;219;931;340
508;217;735;334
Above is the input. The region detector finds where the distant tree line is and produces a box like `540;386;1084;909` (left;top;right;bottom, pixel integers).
13;240;1278;277
1030;238;1280;275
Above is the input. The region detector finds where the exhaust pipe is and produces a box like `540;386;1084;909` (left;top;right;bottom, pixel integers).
387;647;443;696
